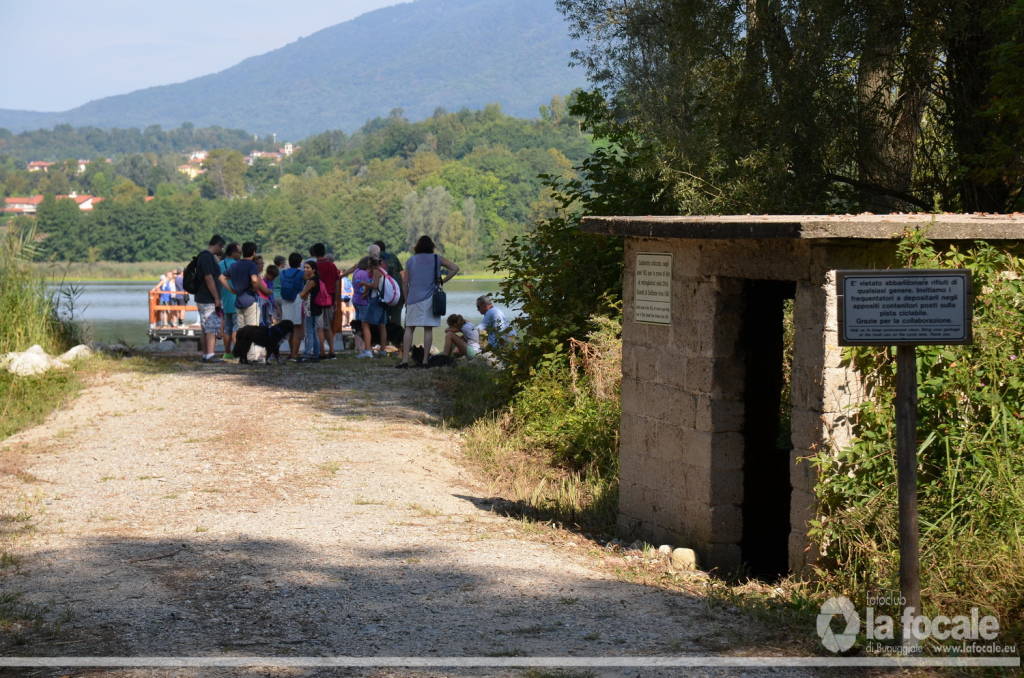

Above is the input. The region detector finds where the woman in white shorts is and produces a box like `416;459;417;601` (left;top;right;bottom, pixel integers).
396;235;459;368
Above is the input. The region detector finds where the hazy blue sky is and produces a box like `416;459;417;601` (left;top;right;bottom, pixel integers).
0;0;408;111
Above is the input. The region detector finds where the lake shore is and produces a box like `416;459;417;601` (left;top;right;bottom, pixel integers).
35;260;504;283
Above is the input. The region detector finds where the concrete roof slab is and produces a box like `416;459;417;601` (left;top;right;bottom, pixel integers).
581;213;1024;240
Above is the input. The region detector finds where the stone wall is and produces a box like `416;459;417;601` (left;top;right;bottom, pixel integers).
619;237;886;573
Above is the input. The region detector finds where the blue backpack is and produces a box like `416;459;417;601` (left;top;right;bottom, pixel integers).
279;268;305;302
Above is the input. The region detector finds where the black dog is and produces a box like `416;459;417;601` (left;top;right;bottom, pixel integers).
235;321;294;364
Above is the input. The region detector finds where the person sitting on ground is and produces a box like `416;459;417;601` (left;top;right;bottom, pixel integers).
298;259;321;361
443;313;481;359
476;295;515;350
277;252;305;360
352;256;388;359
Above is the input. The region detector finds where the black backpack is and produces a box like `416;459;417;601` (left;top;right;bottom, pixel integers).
182;254;202;294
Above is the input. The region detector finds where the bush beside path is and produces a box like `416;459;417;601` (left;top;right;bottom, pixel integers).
2;358;849;676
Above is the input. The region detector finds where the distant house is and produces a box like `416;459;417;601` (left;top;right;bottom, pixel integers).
77;159;90;174
2;193;104;215
2;195;45;214
280;143;296;157
26;161;54;172
246;150;283;166
177;164;205;179
189;150;208;163
57;193;98;210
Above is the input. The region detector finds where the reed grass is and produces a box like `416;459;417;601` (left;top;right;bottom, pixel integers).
1;222;86;441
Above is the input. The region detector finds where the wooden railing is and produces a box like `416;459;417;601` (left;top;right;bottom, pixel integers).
148;287;198;326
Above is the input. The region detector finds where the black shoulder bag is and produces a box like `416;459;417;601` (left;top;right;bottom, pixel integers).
431;254;447;316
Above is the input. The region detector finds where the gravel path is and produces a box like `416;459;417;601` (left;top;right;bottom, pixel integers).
1;356;843;677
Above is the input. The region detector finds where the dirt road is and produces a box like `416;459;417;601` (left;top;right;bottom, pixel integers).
1;356;824;677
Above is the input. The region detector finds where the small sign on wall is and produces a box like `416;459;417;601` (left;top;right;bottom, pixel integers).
837;269;972;345
634;253;672;325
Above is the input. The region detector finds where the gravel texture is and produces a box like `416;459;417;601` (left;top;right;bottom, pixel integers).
0;356;878;677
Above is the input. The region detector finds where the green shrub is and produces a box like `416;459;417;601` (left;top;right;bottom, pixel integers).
810;230;1024;648
0;221;81;355
451;316;622;531
0;221;84;441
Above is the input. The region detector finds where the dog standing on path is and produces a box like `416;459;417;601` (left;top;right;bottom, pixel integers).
234;321;294;364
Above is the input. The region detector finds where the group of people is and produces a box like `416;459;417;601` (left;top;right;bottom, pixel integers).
189;234;513;365
155;269;186;326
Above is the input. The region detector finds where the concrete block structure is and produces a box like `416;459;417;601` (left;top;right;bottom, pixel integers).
582;214;1024;577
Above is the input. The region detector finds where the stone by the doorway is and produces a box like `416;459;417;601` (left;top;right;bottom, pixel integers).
671;547;699;570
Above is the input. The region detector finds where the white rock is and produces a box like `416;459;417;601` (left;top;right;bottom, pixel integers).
670;547;699;570
4;345;66;376
58;345;93;362
658;544;673;555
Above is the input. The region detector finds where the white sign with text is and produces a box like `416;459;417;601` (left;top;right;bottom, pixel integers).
837;270;972;345
634;253;672;325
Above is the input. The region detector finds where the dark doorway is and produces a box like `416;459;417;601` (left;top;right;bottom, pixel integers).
740;280;795;579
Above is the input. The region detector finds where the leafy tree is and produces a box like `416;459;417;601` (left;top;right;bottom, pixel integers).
557;0;1023;212
402;186;454;250
493;90;677;380
201;149;247;199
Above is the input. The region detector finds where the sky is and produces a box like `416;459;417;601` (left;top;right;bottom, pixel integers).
0;0;409;111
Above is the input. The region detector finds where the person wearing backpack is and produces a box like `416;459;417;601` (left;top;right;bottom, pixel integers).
189;234;228;363
352;256;388;359
278;252;305;360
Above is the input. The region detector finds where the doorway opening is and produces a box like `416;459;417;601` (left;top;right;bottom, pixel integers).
740;280;795;579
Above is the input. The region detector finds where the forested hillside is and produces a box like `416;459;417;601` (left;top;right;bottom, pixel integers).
0;0;587;139
3;101;592;265
0;124;272;162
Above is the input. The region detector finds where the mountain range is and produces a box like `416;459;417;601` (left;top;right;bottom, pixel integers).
0;0;588;140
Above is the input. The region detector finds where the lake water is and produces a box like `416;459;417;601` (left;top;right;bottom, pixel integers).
53;279;510;348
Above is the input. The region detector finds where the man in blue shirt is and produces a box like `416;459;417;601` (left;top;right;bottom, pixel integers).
218;242;241;358
476;295;515;349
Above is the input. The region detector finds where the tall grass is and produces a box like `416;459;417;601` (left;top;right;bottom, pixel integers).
443;316;622;532
1;222;84;440
0;224;80;354
810;233;1024;651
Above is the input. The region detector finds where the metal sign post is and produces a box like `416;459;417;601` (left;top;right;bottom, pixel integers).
837;269;972;643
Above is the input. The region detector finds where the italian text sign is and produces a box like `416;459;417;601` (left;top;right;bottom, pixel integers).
634;253;672;325
837;270;972;346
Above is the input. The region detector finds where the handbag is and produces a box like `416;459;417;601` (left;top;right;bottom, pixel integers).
431;254;447;316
